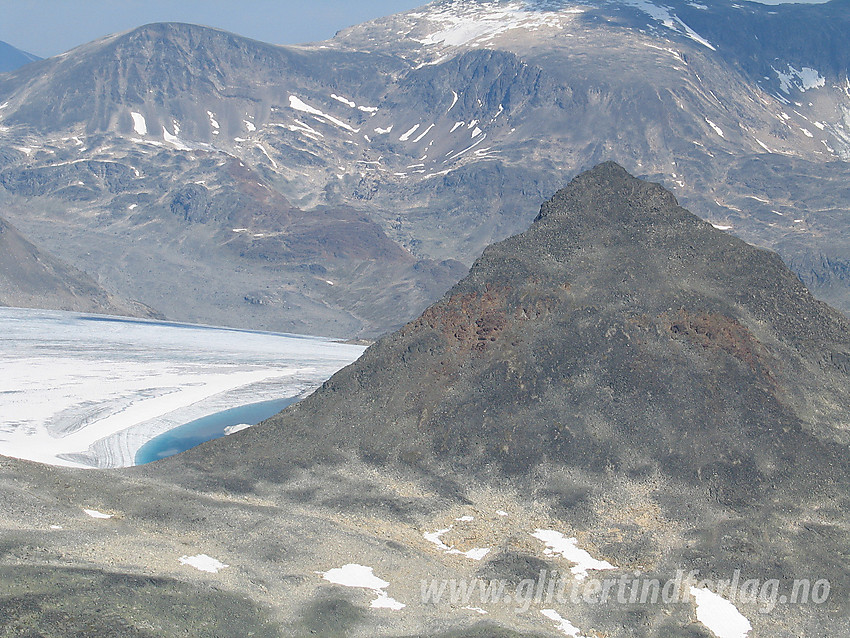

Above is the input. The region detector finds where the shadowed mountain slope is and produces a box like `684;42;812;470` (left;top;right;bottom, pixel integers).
157;163;850;634
177;162;850;495
0;216;160;318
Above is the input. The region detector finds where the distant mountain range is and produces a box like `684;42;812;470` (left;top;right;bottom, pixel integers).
0;40;40;73
0;1;848;337
3;164;848;636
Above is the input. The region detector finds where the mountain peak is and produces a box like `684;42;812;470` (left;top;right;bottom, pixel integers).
166;163;850;514
534;160;681;225
0;39;41;73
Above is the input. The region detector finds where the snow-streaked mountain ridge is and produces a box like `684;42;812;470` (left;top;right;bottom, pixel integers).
0;0;848;335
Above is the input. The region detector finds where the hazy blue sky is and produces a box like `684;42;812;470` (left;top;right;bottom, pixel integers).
0;0;832;58
0;1;424;57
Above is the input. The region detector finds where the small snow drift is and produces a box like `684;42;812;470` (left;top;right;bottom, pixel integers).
690;587;752;638
179;554;229;573
319;563;405;610
83;508;113;519
532;529;616;580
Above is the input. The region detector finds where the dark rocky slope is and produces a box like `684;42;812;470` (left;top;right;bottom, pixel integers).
163;162;850;634
0;215;160;318
180;162;850;493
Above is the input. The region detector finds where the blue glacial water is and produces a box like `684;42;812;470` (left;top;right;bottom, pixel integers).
134;396;299;465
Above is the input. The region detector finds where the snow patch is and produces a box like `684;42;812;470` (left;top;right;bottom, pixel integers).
712;224;732;230
130;112;147;136
541;609;585;638
374;125;393;134
83;509;113;519
180;554;228;573
288;95;359;133
255;143;278;168
413;2;578;48
705;118;724;137
448;134;486;159
371;591;406;610
285;119;324;139
162;126;191;150
690;587;752;638
320;564;405;610
207;111;220;129
331;93;356;108
773;65;826;94
424;526;490;560
223;423;252;435
622;0;715;50
754;138;773;153
531;529;616;580
412;123;435;143
399;124;420;141
243;120;256;132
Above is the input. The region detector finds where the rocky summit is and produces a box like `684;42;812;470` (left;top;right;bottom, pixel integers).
182;162;850;495
1;164;849;637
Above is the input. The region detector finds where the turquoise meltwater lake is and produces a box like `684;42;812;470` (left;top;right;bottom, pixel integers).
134;396;299;465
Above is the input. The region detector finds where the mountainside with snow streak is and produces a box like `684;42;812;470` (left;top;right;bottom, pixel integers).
0;1;848;335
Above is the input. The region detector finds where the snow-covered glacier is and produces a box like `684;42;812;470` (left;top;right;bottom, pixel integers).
0;308;365;469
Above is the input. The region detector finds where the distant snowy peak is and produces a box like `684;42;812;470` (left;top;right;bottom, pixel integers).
407;0;581;49
397;0;717;53
617;0;716;50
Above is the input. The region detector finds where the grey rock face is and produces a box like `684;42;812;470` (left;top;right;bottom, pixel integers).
0;2;848;336
0;215;160;317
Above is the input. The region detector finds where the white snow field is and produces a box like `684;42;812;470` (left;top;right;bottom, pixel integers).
0;307;365;469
